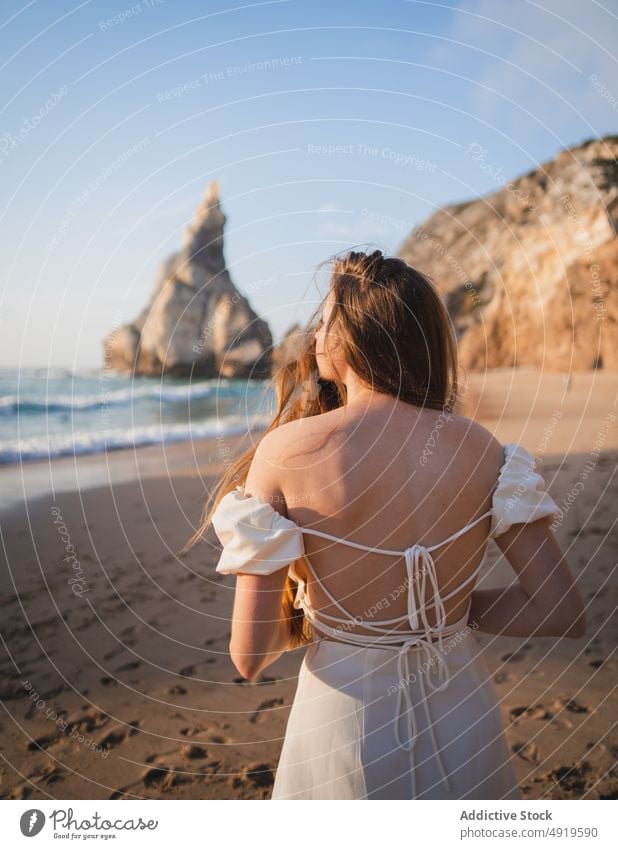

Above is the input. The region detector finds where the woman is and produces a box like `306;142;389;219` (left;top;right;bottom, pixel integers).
184;249;586;800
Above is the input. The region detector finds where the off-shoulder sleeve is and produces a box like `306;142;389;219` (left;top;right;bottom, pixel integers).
211;486;304;575
489;443;561;538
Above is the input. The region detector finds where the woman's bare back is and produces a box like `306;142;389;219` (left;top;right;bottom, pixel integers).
263;399;505;638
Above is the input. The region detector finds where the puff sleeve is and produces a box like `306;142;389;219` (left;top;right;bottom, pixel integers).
489;443;561;538
211;486;304;575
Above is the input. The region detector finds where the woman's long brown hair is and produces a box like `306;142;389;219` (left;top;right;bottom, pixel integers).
181;248;460;648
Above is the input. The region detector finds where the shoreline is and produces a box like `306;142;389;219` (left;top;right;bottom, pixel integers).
0;431;253;514
1;369;616;512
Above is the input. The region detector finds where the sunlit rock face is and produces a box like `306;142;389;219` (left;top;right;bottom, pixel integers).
397;136;618;371
104;180;273;379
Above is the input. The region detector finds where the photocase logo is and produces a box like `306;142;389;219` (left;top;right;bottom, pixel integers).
20;809;46;836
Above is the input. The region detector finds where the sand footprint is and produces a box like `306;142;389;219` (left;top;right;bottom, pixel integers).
179;725;207;736
27;732;61;752
35;765;65;786
109;787;132;799
232;673;281;685
511;741;539;764
103;645;127;660
99;720;141;751
501;643;532;663
494;671;515;685
250;697;284;724
199;732;230;745
551;697;589;714
176;724;232;748
115;660;141;672
66;710;110;735
141;764;198;791
509;704;552;722
230;762;275;791
181;743;208;760
545;761;593;795
142;765;177;789
7;783;34;800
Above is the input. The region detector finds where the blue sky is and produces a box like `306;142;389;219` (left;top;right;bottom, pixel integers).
1;0;617;368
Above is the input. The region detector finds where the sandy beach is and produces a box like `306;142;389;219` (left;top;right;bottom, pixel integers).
0;368;616;800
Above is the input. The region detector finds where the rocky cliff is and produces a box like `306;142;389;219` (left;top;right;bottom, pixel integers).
103;181;273;378
397;136;618;371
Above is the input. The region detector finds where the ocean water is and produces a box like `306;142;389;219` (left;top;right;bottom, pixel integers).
0;368;275;465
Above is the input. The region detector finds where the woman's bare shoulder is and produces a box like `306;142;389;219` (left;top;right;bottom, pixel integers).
445;413;506;470
255;413;340;458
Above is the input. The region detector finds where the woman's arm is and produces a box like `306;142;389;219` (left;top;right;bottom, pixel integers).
227;429;296;680
229;571;294;680
468;516;587;639
468;585;586;638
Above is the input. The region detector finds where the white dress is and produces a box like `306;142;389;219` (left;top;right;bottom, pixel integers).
211;442;561;800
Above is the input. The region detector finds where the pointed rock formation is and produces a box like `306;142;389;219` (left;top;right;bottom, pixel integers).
397;136;618;371
103;181;273;378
